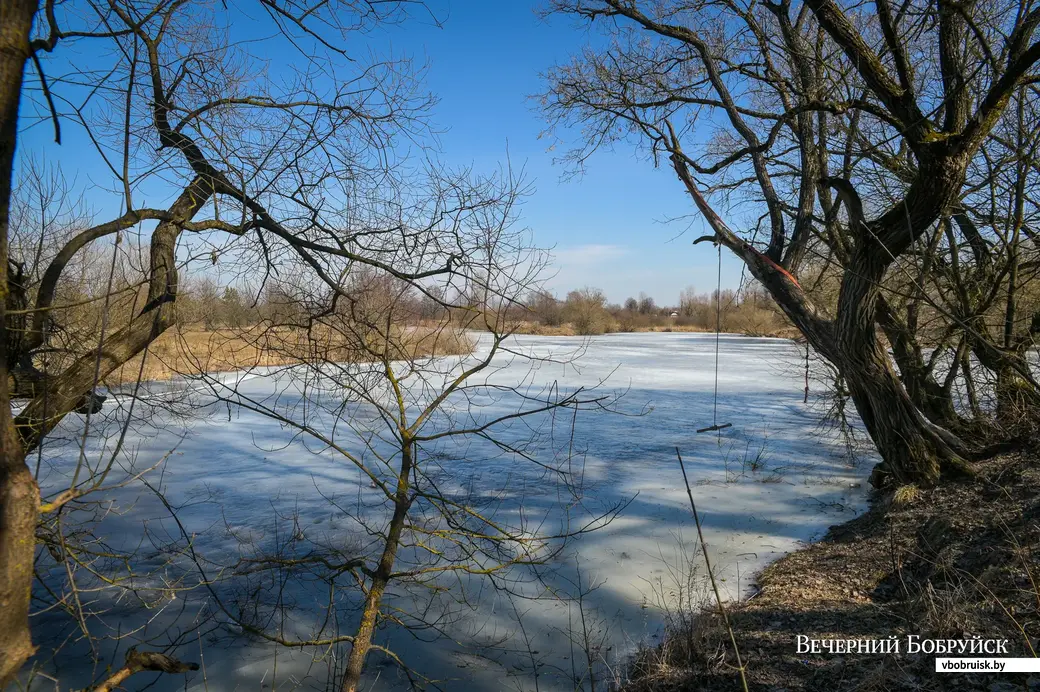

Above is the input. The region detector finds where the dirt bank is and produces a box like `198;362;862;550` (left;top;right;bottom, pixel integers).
626;446;1040;691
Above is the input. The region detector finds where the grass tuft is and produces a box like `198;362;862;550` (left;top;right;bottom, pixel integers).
891;484;920;506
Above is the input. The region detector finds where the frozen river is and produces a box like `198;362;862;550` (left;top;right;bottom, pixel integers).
29;332;872;691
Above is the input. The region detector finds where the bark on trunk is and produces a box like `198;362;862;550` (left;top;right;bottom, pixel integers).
830;341;969;486
794;304;970;488
341;443;413;692
0;0;41;684
341;577;390;690
826;230;970;487
0;448;36;686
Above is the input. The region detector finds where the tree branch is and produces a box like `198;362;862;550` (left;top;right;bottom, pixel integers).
93;648;198;692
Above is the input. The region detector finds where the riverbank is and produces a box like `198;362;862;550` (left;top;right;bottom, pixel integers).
101;324;801;386
101;323;474;385
502;320;802;339
624;445;1040;691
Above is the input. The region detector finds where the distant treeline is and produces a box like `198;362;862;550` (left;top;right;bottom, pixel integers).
176;278;793;337
176;273;453;330
520;286;792;337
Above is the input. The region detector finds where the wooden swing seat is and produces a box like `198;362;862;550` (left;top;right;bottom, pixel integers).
696;422;732;434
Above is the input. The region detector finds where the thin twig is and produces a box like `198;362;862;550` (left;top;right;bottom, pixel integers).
675;447;750;692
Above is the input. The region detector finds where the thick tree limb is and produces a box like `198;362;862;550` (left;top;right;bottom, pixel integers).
804;0;929;142
15;178;212;452
666;125;830;334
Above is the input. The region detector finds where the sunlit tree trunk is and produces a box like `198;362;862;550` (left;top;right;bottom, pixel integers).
341;441;413;692
0;0;41;683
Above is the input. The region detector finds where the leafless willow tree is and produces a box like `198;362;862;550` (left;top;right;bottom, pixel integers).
0;0;566;685
543;0;1040;488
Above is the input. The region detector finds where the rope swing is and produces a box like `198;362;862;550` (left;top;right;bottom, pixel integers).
696;241;733;435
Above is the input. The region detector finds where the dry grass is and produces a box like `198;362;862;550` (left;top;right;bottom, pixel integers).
891;484;922;507
103;323;474;385
504;321;585;336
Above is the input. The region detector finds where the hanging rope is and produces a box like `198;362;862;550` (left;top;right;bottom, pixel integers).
804;340;810;404
712;242;722;427
697;242;732;434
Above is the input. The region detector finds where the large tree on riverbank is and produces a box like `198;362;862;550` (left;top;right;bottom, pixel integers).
544;0;1040;488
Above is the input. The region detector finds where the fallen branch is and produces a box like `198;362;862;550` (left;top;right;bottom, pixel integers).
92;648;199;692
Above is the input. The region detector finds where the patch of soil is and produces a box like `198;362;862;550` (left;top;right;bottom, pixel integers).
624;449;1040;691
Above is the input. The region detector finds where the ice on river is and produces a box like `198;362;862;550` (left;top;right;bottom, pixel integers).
28;332;873;691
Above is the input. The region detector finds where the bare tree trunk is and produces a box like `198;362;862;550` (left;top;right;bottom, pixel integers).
964;314;1040;420
822;211;972;485
0;0;40;683
876;296;963;430
799;292;969;487
341;442;414;691
831;340;968;486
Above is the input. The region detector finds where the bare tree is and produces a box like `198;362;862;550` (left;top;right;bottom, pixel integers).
678;286;698;318
165;210;625;690
544;0;1040;487
565;286;609;335
0;0;556;683
1;0;49;677
527;288;565;326
637;291;656;315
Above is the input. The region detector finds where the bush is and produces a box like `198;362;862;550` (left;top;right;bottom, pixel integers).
564;287;609;335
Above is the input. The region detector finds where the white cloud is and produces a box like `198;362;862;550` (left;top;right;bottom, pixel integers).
551;244;627;266
543;244;630;298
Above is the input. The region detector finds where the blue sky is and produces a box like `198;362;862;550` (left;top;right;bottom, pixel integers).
19;0;747;305
387;1;746;304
